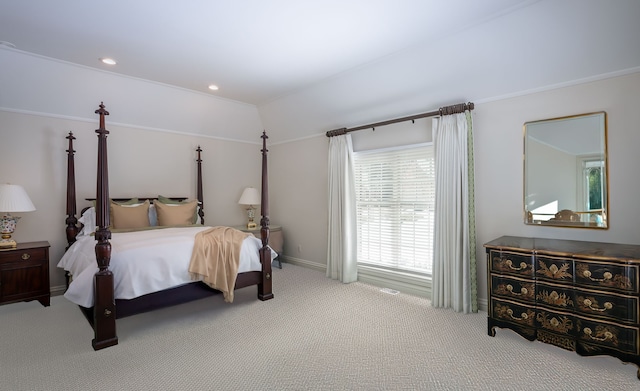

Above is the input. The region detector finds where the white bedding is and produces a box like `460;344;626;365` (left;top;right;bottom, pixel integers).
57;226;273;308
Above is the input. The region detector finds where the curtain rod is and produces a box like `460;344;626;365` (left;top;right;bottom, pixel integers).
325;101;474;138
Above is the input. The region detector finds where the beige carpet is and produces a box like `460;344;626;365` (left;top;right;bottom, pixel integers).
0;263;637;391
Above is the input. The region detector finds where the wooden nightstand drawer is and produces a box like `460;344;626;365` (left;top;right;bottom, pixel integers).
0;247;47;263
0;241;50;307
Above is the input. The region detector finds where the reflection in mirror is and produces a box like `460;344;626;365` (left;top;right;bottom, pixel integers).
524;112;608;228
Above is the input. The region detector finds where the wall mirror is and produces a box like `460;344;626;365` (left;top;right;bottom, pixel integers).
524;112;608;229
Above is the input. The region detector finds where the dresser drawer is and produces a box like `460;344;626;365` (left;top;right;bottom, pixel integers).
491;298;536;328
574;288;638;324
536;282;575;311
575;260;637;293
491;275;535;303
576;317;639;355
489;250;534;278
0;247;47;264
535;255;574;283
536;309;575;336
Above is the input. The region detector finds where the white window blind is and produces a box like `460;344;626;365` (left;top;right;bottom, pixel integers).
354;144;435;275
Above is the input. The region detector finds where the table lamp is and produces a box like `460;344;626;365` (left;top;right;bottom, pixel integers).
238;187;260;229
0;184;36;248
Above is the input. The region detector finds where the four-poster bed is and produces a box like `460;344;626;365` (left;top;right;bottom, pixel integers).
60;103;273;350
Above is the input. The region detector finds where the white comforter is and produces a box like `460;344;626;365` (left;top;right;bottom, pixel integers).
57;226;272;308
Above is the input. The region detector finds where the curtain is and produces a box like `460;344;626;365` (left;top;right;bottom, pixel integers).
431;111;478;313
327;134;358;283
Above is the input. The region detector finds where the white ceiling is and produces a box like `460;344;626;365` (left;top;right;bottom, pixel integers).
1;0;540;106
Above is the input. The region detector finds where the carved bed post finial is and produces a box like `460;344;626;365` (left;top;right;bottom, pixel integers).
95;102;109;130
196;146;204;224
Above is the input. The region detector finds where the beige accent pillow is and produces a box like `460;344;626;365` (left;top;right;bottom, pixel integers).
155;200;198;226
110;200;151;229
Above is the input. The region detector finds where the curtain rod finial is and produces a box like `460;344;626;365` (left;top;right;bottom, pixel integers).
326;127;348;138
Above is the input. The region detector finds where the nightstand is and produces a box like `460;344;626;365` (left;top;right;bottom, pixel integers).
233;225;283;269
0;241;50;307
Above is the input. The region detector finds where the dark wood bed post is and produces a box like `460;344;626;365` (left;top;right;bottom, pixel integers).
196;146;204;224
258;131;274;300
65;132;79;249
92;102;118;350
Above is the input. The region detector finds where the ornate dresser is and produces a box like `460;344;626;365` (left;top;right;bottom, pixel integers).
485;236;640;379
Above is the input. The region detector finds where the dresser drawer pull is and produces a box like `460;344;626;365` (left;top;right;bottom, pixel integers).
583;327;616;343
582;298;613;312
506;284;528;296
582;269;613;282
504;259;528;271
506;308;530;321
21;253;30;260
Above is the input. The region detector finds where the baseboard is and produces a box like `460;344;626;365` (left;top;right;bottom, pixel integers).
279;255;326;272
358;265;431;299
478;297;488;312
50;284;66;297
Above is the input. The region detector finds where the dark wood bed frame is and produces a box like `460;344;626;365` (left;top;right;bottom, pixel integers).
64;102;273;350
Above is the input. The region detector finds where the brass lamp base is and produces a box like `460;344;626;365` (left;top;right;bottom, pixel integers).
0;238;17;249
245;205;257;230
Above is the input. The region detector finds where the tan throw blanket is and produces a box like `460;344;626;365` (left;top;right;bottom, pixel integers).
188;226;250;303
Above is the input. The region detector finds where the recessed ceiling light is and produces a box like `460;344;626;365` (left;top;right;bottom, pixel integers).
100;57;117;65
208;84;219;91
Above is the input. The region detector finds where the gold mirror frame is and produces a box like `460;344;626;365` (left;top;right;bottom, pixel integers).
524;112;609;229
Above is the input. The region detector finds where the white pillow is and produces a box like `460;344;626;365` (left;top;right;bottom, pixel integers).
148;203;158;226
77;207;96;236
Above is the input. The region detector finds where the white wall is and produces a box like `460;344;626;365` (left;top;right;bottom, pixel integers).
270;72;640;305
0;49;263;143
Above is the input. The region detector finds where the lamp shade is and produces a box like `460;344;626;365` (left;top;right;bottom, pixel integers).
238;187;260;206
0;184;36;212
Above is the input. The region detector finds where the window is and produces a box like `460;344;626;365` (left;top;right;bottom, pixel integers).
583;159;604;211
354;144;435;276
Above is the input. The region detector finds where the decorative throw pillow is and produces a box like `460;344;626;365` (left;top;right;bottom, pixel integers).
110;200;151;229
157;195;198;224
157;195;182;204
154;199;198;226
93;197;140;208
